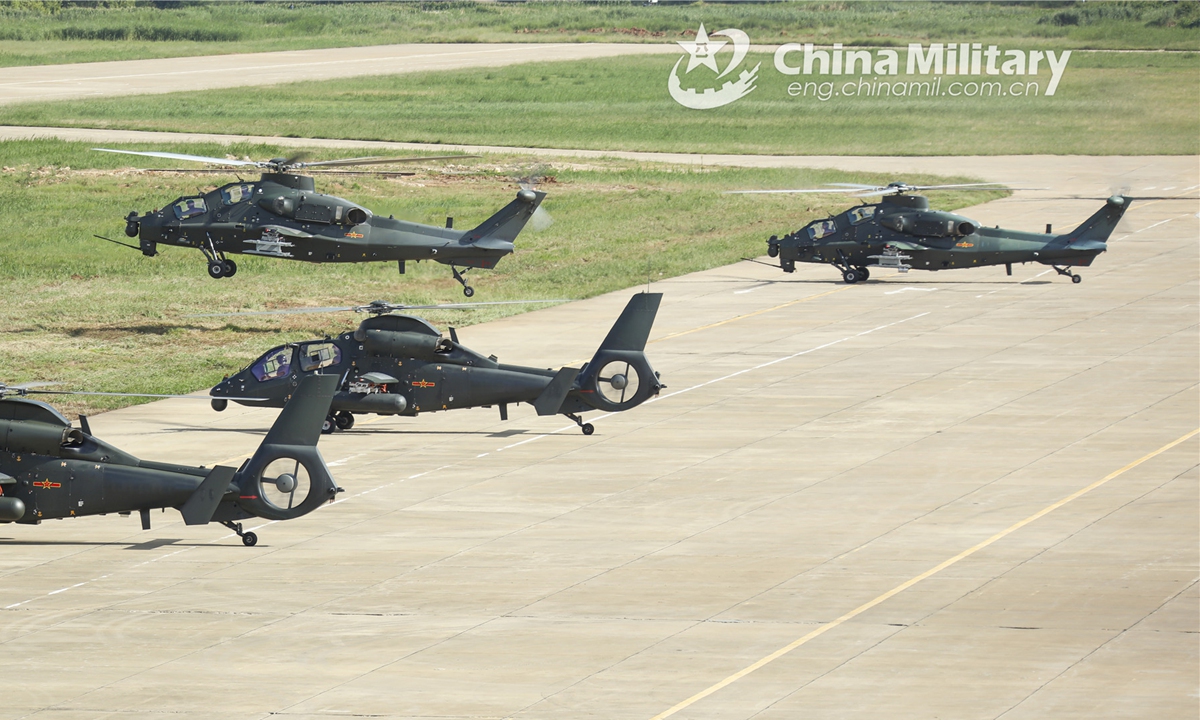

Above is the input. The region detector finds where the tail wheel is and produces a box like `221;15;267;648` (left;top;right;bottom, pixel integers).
260;458;312;512
597;360;641;406
1072;275;1082;284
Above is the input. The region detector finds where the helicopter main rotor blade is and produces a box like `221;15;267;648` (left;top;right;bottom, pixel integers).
26;390;268;401
296;154;480;169
852;182;1016;197
357;299;568;313
187;306;357;318
187;299;567;318
906;182;1015;191
93;148;261;167
724;188;866;195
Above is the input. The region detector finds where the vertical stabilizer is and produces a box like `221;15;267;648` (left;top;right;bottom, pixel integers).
1062;196;1130;243
597;293;663;353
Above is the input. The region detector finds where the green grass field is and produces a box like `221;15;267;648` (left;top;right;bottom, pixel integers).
0;139;1005;415
1;1;1197;67
2;51;1195;156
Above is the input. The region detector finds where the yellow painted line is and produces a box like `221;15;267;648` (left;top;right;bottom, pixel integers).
649;286;853;346
649;427;1200;720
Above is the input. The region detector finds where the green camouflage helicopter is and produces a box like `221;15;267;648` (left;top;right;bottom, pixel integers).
206;293;665;436
730;182;1128;284
0;376;339;547
96;148;546;297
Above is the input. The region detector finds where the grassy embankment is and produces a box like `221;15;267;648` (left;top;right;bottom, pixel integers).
2;51;1195;156
1;0;1197;67
0;140;1004;415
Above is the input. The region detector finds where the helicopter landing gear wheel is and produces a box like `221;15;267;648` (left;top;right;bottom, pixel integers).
1053;265;1081;284
842;268;861;284
451;265;475;298
335;411;355;430
565;412;594;435
221;521;258;547
222;259;237;277
767;236;780;258
207;260;225;279
321;414;336;434
856;266;870;280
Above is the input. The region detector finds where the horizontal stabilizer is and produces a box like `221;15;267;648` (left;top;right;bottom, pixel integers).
180;465;236;526
533;366;577;416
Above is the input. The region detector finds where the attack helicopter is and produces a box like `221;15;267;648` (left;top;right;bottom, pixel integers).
730;182;1128;284
95;148;546;296
207;293;665;436
0;376;340;547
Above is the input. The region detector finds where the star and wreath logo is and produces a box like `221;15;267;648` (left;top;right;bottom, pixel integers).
668;24;759;110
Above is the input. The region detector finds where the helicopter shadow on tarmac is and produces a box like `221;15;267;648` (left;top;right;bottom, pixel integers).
0;537;227;550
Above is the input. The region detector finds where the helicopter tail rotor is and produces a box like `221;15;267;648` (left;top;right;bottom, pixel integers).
232;375;341;523
572;292;665;414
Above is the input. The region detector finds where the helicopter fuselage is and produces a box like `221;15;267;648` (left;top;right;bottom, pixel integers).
210;294;667;435
768;194;1123;284
0;376;341;545
122;173;542;290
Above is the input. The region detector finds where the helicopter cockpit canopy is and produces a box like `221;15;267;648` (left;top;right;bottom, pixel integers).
847;206;875;225
298;342;342;372
172;197;207;220
807;218;840;240
221;184;255;205
250;346;294;382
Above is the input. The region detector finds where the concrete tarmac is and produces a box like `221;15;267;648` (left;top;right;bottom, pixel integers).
1;157;1196;719
0;43;676;106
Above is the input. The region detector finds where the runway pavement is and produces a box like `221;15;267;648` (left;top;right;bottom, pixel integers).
0;43;676;106
1;157;1196;719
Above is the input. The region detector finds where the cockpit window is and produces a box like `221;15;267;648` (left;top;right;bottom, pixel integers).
847;206;875;225
807;218;839;240
172;197;207;220
222;184;254;205
298;342;341;372
251;347;293;382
